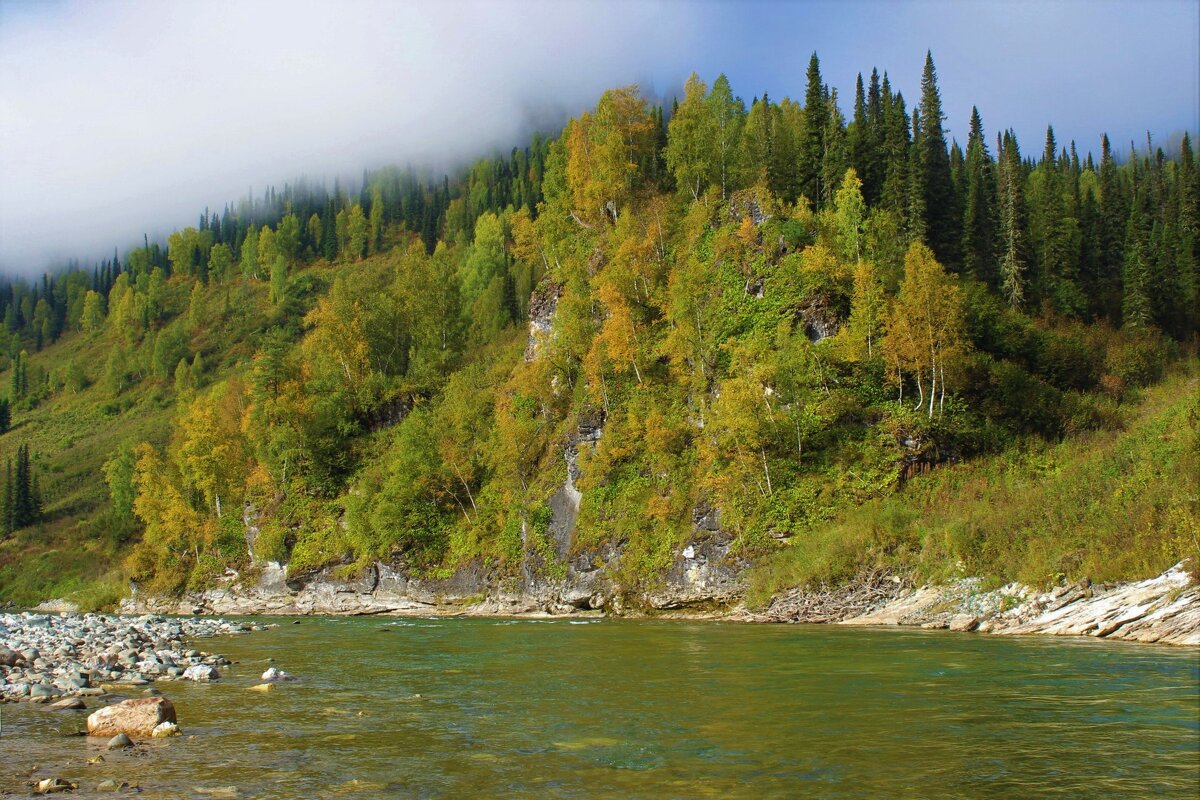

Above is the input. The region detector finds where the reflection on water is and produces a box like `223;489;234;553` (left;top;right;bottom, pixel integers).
2;618;1197;799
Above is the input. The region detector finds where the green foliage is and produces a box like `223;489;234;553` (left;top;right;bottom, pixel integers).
749;371;1199;602
2;62;1195;606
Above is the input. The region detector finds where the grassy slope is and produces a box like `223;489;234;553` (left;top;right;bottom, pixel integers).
0;331;174;605
748;365;1200;605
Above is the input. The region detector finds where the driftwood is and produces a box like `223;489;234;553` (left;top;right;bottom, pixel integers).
763;569;912;623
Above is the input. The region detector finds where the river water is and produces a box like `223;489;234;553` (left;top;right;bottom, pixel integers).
2;617;1197;798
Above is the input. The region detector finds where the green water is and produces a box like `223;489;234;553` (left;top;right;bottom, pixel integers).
2;618;1198;798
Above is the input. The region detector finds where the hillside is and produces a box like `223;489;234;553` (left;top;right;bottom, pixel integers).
0;55;1196;610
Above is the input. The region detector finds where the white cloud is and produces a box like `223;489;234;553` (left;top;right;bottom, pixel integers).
0;0;701;274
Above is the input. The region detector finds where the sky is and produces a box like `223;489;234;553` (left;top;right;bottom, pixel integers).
0;0;1196;276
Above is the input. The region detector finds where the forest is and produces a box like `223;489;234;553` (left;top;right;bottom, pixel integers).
0;52;1195;607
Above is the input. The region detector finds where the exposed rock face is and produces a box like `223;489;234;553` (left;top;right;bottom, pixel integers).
525;280;561;362
87;696;177;738
545;413;604;566
645;505;744;611
798;293;841;343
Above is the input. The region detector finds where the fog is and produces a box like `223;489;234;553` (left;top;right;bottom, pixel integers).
2;0;1196;277
0;0;702;275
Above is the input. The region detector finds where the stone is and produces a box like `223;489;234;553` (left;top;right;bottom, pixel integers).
34;777;77;794
182;664;219;681
49;697;86;710
0;644;21;666
247;683;274;693
948;615;981;632
151;721;180;738
261;667;296;682
106;733;133;749
87;696;177;738
96;780;123;792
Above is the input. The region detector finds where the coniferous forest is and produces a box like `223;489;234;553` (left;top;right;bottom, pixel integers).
0;53;1196;607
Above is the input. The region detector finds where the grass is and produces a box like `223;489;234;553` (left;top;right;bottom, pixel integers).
747;364;1200;607
0;327;179;606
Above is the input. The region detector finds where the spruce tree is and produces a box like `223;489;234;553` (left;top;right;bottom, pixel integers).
1121;191;1153;329
1;459;12;536
917;51;960;267
800;52;826;204
997;131;1029;308
961;107;998;286
820;89;848;207
1098;134;1126;320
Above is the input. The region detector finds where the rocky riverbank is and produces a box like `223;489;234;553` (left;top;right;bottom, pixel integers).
0;612;255;704
111;553;1200;646
756;562;1200;645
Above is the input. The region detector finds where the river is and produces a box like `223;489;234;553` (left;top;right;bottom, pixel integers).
2;617;1197;798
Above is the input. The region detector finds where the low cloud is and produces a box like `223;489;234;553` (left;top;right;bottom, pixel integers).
0;0;701;275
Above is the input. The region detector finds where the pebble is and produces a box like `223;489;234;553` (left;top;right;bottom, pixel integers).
1;612;251;704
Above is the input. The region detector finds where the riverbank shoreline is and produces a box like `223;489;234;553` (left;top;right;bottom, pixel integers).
89;560;1200;647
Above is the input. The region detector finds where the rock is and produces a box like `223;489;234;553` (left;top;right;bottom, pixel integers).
151;720;180;738
96;779;123;792
0;643;21;666
30;683;58;700
49;697;87;710
182;664;219;681
34;777;77;794
106;733;133;750
87;696;177;738
948;615;980;632
247;683;274;693
261;667;296;682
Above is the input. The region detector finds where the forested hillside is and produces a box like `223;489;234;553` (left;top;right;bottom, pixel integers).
0;53;1196;608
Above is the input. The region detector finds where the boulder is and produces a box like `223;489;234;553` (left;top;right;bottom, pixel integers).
948;615;981;632
182;664;219;681
87;697;177;738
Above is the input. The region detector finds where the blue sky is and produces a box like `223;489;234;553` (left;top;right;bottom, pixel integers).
1;0;1196;274
682;0;1197;153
